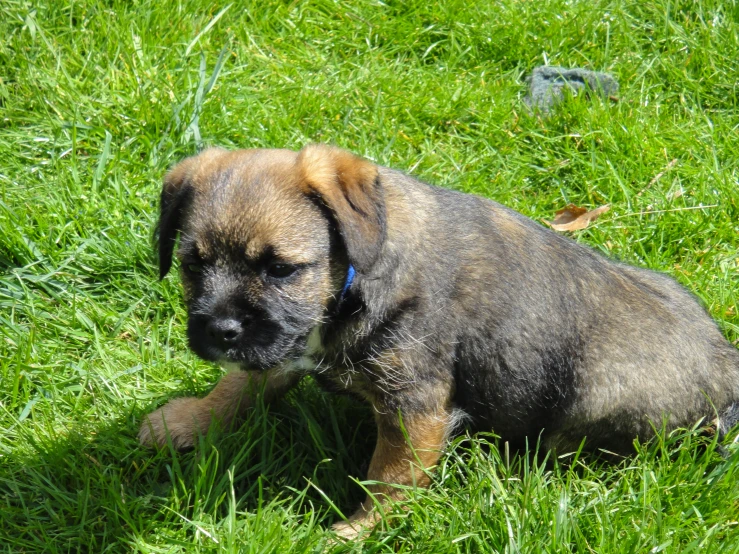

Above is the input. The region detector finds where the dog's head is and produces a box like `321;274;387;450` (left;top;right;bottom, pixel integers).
157;145;386;369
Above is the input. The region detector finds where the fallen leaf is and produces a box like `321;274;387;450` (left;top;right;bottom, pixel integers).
546;204;611;231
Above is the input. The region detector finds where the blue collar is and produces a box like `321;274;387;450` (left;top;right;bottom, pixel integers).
339;264;355;303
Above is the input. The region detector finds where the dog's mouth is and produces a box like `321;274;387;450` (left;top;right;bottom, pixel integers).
187;315;311;370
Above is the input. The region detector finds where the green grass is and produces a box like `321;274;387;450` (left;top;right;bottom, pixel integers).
1;0;739;551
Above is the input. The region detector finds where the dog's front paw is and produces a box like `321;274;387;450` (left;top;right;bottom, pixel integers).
331;520;366;541
138;397;209;450
331;509;380;542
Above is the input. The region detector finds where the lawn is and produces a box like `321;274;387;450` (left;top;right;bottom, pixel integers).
1;0;738;552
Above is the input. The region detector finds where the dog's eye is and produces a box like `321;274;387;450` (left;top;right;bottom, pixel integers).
186;264;203;274
267;263;298;278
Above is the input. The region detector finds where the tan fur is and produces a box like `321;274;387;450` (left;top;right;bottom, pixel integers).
297;144;384;272
298;144;379;215
162;147;227;198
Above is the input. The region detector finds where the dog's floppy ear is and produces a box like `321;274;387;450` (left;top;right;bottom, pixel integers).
157;148;226;279
297;144;386;273
157;157;196;279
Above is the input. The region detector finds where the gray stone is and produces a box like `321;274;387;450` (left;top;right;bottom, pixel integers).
524;66;619;112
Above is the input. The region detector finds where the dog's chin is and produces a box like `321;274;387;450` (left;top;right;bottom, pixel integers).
189;334;309;371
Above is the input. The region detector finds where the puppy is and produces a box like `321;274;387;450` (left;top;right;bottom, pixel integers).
139;145;739;538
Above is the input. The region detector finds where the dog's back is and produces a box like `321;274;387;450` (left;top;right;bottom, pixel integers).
376;167;739;452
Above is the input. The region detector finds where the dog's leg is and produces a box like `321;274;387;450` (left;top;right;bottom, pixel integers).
139;369;300;449
332;407;452;540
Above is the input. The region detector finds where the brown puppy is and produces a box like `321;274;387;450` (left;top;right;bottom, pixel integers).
139;145;739;539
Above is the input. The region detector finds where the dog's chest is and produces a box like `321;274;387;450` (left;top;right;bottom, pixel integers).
300;327;414;401
311;363;375;399
303;355;381;401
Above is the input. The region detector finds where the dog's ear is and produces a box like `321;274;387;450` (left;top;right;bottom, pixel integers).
297;144;386;273
157;148;226;279
158;158;196;279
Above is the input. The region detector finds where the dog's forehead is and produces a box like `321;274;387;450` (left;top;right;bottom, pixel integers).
187;149;327;262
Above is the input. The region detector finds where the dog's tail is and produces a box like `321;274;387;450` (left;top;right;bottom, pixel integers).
717;348;739;444
718;402;739;440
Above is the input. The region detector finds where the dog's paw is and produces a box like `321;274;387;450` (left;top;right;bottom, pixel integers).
331;520;366;542
138;397;209;450
331;509;380;542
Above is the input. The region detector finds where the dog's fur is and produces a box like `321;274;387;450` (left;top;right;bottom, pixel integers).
140;145;739;538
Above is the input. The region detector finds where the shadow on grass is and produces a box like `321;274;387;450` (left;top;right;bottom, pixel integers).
5;378;738;553
0;379;376;552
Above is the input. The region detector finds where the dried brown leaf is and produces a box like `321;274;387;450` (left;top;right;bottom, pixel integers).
546;204;610;232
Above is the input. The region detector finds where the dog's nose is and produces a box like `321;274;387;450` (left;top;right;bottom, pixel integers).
206;318;244;346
